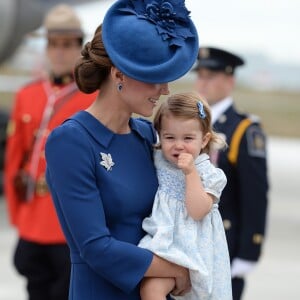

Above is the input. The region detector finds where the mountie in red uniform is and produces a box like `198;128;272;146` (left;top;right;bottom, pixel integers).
5;78;96;244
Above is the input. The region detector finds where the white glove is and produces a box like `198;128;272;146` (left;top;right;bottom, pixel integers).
231;257;257;278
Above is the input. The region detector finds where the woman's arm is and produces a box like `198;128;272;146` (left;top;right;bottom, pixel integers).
45;124;154;293
178;153;213;220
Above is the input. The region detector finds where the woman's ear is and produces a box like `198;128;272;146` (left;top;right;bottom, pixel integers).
111;67;124;82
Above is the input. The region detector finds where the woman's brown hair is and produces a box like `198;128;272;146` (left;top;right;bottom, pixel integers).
74;25;113;94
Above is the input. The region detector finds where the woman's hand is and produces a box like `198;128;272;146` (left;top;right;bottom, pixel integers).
171;266;191;296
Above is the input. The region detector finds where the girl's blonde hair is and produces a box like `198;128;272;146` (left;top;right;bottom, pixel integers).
153;92;227;154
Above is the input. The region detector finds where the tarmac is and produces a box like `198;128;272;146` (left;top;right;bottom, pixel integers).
0;136;299;300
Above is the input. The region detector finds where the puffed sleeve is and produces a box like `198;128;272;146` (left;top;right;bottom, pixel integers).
45;122;153;293
199;160;227;201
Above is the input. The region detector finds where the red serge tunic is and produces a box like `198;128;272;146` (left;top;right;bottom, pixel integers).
5;80;96;243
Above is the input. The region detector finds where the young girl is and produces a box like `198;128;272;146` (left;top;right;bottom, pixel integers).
138;92;232;300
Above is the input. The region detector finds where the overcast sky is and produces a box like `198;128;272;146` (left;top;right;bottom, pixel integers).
75;0;300;66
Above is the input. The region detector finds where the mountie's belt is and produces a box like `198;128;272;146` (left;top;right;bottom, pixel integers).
14;172;49;200
35;175;49;197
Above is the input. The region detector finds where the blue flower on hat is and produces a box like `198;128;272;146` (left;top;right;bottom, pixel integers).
120;0;194;47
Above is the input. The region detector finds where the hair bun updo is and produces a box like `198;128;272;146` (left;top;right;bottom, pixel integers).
74;25;112;94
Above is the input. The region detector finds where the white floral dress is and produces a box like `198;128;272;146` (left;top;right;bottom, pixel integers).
138;150;232;300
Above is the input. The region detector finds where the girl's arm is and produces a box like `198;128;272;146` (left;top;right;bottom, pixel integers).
144;254;191;296
178;153;213;220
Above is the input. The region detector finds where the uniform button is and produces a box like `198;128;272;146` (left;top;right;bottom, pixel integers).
35;175;49;197
22;114;32;123
223;219;231;230
253;234;263;244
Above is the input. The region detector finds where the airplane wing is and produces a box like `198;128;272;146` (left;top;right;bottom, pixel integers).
0;0;99;64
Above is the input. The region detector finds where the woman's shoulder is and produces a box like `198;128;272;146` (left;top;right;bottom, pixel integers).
49;110;98;141
46;115;90;155
45;117;95;171
48;116;82;140
131;117;157;144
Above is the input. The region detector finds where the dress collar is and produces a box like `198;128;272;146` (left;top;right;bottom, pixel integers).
69;111;150;148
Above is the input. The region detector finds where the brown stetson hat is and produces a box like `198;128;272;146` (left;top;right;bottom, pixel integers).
43;4;84;37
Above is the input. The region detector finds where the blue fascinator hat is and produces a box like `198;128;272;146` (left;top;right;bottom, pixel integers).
102;0;199;83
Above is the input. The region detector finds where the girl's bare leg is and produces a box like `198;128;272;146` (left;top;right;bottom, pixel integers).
140;277;175;300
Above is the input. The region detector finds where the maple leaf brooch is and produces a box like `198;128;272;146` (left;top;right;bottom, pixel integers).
100;152;115;171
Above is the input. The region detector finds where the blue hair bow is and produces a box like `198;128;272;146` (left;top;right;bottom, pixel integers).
197;101;206;119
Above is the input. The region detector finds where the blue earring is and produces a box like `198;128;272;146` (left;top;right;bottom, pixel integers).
117;83;123;91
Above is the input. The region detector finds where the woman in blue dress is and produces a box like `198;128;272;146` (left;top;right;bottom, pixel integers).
45;0;199;299
138;92;232;300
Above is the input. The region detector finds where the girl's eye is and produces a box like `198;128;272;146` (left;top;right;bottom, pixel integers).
185;137;193;140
